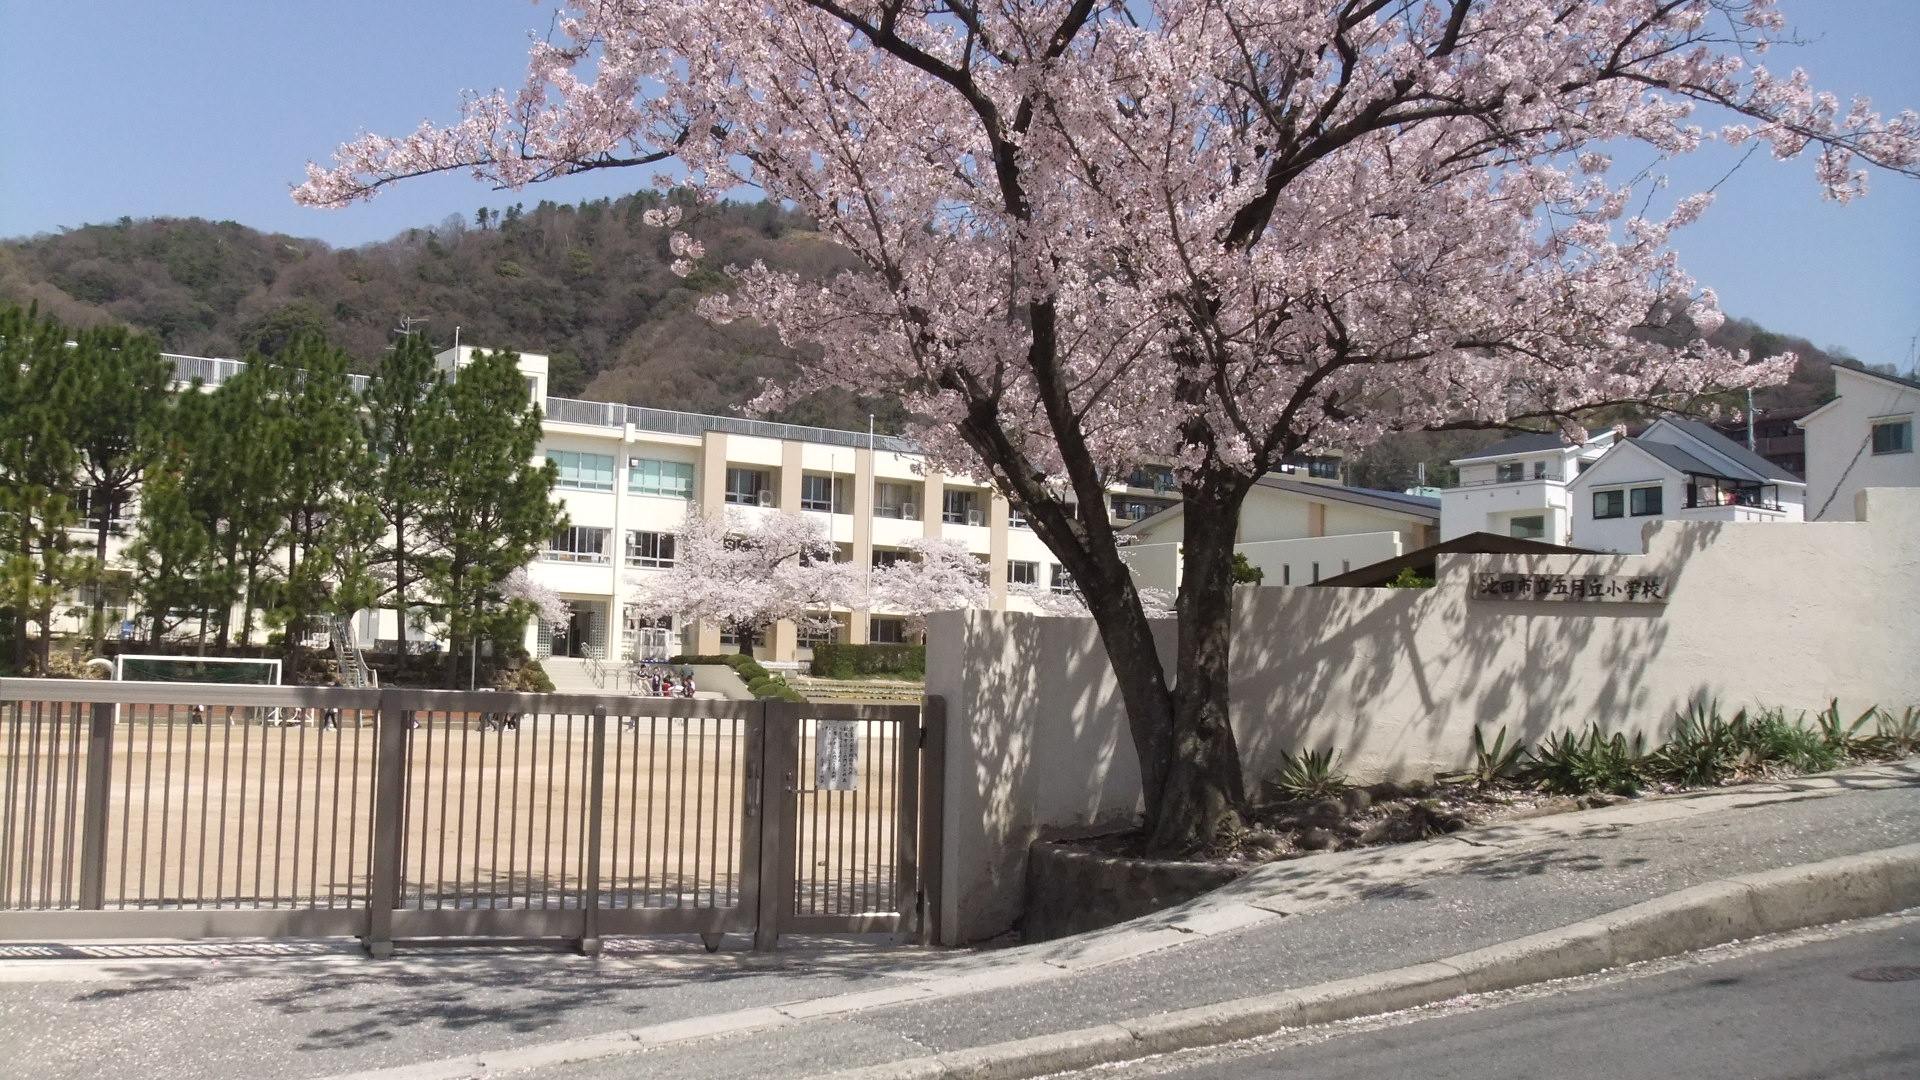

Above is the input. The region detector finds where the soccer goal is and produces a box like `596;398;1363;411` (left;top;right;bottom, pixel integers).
114;655;300;724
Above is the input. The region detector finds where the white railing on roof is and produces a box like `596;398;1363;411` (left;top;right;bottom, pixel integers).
543;395;917;453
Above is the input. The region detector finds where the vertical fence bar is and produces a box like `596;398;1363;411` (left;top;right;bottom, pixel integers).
579;705;607;955
917;696;946;946
76;701;115;910
364;694;406;959
754;701;798;951
894;707;922;933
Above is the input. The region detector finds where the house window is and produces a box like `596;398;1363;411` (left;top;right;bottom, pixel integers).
1630;485;1664;516
1533;461;1547;480
868;617;908;644
625;530;676;568
943;487;982;526
1510;515;1547;540
1592;490;1625;519
1007;560;1038;586
1496;462;1525;483
628;457;694;498
800;473;843;512
545;526;610;564
548;450;616;491
874;481;919;519
1050;565;1075;596
872;547;908;568
725;467;772;506
1871;418;1913;455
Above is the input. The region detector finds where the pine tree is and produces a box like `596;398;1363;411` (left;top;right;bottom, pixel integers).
355;333;450;662
417;349;565;687
125;391;225;646
255;335;379;656
0;305;86;672
66;324;174;650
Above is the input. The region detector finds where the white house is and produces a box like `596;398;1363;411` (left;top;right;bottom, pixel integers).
1795;366;1920;521
1567;418;1805;553
1439;429;1618;546
1121;476;1440;590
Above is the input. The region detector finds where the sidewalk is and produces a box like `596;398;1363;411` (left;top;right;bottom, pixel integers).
1;762;1915;1080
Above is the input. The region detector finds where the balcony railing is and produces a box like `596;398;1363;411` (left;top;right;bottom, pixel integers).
544;395;917;453
1453;468;1567;489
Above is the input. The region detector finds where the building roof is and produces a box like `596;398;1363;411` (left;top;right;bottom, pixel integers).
1654;418;1802;484
1310;532;1599;588
1838;365;1920;394
1123;475;1439;536
1451;426;1589;461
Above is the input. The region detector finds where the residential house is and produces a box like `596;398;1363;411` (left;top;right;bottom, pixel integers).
1439;429;1618;545
1121;476;1440;590
1795;366;1920;521
1567;418;1805;553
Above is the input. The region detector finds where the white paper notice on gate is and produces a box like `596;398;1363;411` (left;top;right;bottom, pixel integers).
815;720;859;791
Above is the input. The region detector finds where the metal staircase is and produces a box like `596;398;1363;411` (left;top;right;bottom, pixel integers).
330;614;377;688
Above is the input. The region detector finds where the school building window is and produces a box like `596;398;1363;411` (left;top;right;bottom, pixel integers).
874;481;920;519
1872;418;1913;455
549;450;616;491
942;487;982;526
868;617;907;644
1050;565;1076;596
628;457;694;498
1007;560;1038;586
872;547;909;569
800;473;845;512
545;526;610;564
726;467;773;506
625;530;676;569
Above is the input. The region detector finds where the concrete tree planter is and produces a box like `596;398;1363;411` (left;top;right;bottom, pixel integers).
1024;839;1247;942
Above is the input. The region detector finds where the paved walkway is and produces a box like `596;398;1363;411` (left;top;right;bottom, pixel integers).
0;762;1914;1080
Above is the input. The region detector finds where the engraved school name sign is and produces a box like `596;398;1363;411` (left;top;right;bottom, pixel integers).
1471;573;1668;604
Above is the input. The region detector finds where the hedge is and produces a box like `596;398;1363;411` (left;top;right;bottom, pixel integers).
809;643;926;679
668;653;803;702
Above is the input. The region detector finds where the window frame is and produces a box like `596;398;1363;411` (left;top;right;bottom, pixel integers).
1592;489;1626;519
724;466;772;506
1629;484;1664;517
627;457;694;499
1510;514;1547;539
799;472;843;513
1871;417;1913;455
548;449;617;492
1007;560;1038;586
545;525;611;564
624;530;677;569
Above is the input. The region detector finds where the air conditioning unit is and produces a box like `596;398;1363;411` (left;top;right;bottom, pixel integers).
757;489;775;507
900;501;918;520
966;509;984;527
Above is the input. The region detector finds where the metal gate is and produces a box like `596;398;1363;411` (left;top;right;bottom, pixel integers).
0;679;942;954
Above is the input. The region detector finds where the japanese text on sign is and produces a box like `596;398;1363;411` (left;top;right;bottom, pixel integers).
1470;573;1668;603
815;720;860;790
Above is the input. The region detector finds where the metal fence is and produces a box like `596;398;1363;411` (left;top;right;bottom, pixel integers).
0;680;939;955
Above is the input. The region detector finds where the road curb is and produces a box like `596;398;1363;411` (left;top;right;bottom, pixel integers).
815;843;1920;1080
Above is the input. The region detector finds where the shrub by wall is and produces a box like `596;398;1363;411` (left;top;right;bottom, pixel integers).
809;643;926;679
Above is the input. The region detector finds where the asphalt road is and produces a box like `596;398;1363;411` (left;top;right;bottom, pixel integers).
1076;917;1920;1080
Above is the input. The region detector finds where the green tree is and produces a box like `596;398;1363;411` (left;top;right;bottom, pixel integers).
125;391;225;646
66;324;174;649
356;333;450;660
199;358;294;647
255;335;381;655
0;305;86;672
417;350;565;687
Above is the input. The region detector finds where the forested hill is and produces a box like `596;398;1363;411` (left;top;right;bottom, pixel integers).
0;192;895;431
0;188;1880;433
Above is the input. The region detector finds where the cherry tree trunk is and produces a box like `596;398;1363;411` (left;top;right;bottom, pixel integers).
1146;490;1246;854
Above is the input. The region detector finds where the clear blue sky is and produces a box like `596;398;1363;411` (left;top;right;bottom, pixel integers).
2;1;1914;367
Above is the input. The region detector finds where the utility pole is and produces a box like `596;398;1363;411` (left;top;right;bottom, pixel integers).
1746;388;1756;451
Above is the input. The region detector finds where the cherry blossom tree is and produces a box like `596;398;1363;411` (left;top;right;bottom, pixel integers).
502;566;571;630
626;506;859;653
299;0;1918;852
870;537;991;630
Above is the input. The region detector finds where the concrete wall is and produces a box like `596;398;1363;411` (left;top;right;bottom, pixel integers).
926;488;1920;944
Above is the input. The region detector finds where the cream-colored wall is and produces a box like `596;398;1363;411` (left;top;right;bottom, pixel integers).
925;488;1920;944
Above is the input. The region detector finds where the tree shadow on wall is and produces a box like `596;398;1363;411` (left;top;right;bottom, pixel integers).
1233;522;1724;782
